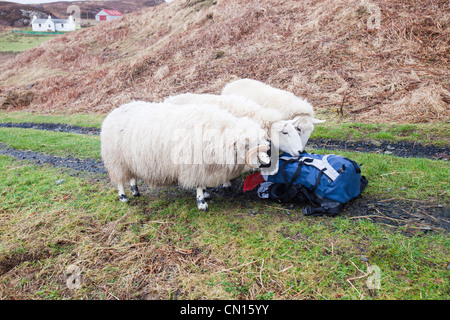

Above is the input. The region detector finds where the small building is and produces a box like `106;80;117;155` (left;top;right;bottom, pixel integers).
31;15;76;32
95;9;124;22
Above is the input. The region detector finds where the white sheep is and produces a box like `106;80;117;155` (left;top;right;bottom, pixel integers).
165;93;307;186
101;100;302;211
221;78;326;148
165;93;284;131
164;93;306;155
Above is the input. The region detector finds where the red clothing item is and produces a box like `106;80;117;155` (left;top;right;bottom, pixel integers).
243;172;265;192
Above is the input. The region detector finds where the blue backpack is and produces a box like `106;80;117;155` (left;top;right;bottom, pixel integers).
260;152;368;216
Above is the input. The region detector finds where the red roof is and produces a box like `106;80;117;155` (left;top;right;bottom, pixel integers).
100;9;123;16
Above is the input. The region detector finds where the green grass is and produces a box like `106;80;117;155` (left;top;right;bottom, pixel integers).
0;127;101;159
0;155;448;300
0;31;56;53
0;111;105;129
310;120;450;147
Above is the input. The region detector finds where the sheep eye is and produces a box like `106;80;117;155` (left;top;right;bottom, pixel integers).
281;131;288;135
297;128;302;133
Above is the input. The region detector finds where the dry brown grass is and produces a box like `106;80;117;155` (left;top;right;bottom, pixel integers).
0;0;448;123
0;196;231;300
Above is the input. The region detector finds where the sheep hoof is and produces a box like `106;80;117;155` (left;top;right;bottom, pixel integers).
222;181;232;188
118;194;129;202
131;185;140;197
197;199;209;212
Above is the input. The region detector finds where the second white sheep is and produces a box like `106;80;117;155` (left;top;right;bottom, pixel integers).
221;78;326;148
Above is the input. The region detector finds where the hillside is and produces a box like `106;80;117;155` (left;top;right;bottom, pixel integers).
0;0;449;123
0;1;53;27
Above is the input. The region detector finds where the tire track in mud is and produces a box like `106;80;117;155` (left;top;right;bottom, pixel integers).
0;122;104;173
0;122;100;135
308;138;449;160
1;122;448;233
0;142;106;174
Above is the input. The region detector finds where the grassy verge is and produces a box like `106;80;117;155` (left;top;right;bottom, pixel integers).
0;155;448;300
310;119;450;147
0;127;101;160
0;111;105;129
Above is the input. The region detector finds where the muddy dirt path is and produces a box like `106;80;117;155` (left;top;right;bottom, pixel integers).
0;122;100;135
0;142;105;174
1;121;449;233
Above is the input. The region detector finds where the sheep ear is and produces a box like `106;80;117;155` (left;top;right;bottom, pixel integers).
312;118;326;124
270;122;284;131
290;116;305;125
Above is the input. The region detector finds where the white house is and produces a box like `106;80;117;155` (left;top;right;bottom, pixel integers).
95;9;123;22
31;15;76;32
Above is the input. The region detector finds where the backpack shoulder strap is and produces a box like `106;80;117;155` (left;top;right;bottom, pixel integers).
282;155;340;181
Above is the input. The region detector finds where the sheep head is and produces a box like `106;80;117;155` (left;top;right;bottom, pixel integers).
270;121;304;156
291;116;326;149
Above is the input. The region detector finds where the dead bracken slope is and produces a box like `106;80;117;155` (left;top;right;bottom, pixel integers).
0;0;448;123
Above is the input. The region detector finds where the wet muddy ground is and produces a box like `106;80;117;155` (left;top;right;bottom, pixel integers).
0;122;101;135
0;142;106;174
1;122;448;233
308;138;449;160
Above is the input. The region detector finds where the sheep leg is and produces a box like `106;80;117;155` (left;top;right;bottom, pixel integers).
118;183;129;202
203;188;210;199
222;180;232;188
196;187;209;212
221;181;232;195
130;178;140;197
